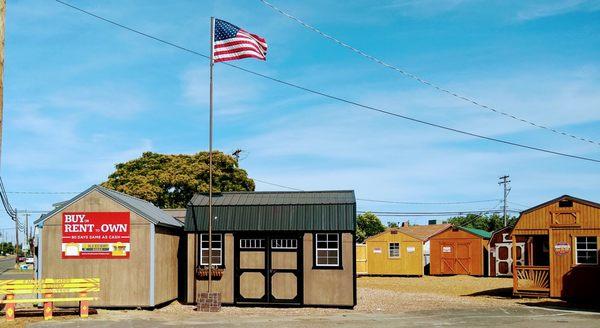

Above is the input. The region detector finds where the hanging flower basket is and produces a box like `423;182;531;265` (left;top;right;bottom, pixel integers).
196;266;224;280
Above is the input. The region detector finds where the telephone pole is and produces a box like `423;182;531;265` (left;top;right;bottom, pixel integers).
0;0;5;165
24;213;29;256
14;209;18;262
498;175;511;227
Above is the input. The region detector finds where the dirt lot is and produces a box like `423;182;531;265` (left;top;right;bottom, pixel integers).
2;276;598;327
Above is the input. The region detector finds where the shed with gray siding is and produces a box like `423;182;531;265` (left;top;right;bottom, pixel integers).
34;185;183;307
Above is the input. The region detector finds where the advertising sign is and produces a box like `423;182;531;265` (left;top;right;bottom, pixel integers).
442;246;452;253
406;246;416;253
554;242;571;256
373;248;382;254
62;212;130;259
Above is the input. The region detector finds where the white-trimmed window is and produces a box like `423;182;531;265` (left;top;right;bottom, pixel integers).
200;233;222;266
389;243;400;258
575;236;598;265
240;239;264;249
315;233;340;266
272;239;297;249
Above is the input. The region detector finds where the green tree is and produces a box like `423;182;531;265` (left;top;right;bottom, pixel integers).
356;212;386;243
0;242;15;255
447;213;519;232
388;221;399;228
102;151;255;208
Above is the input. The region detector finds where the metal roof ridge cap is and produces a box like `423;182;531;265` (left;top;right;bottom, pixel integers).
187;202;356;207
95;187;160;226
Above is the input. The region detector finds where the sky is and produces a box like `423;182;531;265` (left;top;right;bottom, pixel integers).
2;0;600;235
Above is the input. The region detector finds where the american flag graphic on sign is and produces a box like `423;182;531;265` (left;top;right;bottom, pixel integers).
213;19;267;63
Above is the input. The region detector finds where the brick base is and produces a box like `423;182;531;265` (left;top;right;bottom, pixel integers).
197;292;221;312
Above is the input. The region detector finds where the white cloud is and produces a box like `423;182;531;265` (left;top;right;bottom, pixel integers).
181;66;268;118
516;0;600;21
383;0;474;16
47;85;147;118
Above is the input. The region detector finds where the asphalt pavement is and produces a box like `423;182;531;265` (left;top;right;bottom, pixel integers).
27;306;600;327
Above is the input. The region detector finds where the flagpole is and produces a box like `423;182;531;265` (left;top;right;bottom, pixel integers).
208;16;215;295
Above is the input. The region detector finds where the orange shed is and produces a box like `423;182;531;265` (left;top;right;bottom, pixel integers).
512;195;600;300
429;226;491;276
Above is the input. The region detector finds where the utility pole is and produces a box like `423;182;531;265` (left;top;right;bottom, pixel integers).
498;175;511;227
0;0;5;165
14;209;18;263
25;213;29;256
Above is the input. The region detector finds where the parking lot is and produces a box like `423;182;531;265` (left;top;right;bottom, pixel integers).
2;275;599;327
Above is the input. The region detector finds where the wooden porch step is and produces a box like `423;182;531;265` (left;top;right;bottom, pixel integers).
513;290;550;298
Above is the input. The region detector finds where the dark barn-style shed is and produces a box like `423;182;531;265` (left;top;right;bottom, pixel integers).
185;191;357;308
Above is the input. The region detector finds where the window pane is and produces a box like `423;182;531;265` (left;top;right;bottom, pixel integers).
317;241;328;249
316;234;327;242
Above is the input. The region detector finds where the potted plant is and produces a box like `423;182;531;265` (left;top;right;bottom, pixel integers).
195;265;223;280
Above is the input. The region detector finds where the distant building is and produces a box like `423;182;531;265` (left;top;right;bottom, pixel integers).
356;223;452;276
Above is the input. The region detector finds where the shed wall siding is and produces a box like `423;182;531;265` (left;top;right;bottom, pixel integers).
154;227;180;305
186;233;196;303
41;190;151;307
303;233;354;306
365;231;423;276
549;228;600;298
515;201;600;231
194;233;235;304
429;229;486;276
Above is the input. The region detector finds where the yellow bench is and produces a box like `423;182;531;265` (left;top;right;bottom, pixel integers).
0;278;100;321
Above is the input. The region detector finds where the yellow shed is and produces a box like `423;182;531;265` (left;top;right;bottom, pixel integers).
363;228;424;276
356;244;367;275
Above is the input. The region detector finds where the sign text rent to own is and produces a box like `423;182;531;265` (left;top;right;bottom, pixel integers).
61;212;130;259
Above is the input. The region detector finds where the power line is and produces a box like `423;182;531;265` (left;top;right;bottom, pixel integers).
254;178;505;205
258;0;600;147
508;200;531;209
7;191;78;195
358;209;520;217
356;198;500;205
53;0;600;164
252;178;303;191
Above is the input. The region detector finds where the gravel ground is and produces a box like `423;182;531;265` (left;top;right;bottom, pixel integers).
3;275;595;326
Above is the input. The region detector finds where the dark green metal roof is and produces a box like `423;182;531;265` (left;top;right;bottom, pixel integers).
459;226;492;239
185;191;356;232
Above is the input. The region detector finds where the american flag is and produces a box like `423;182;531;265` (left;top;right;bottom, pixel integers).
213;19;267;63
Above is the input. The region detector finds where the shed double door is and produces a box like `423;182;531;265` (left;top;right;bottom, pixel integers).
440;242;472;275
234;234;303;305
495;243;524;276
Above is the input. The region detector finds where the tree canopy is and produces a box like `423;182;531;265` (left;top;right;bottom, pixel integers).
446;213;518;232
102;151;255;208
356;212;386;243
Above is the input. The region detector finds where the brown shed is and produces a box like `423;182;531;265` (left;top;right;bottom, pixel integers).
34;185;183;307
184;191;356;308
429;226;491;276
512;195;600;299
488;226;525;277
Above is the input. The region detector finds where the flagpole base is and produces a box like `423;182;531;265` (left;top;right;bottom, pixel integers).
196;292;221;312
